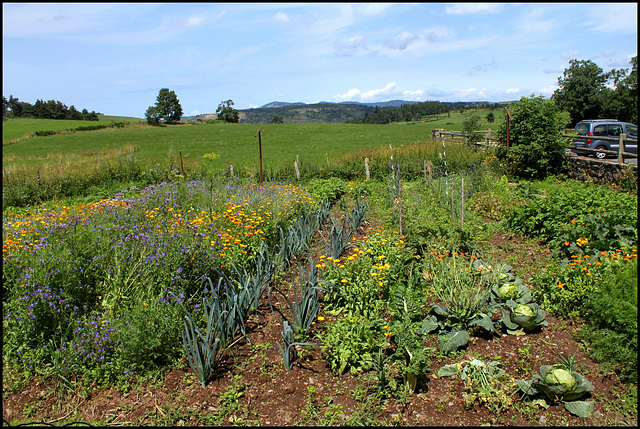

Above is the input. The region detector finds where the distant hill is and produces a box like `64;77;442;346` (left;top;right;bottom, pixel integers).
259;101;306;108
240;102;375;124
183;100;505;124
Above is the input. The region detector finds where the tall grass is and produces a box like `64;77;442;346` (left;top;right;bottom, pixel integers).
3;120;492;209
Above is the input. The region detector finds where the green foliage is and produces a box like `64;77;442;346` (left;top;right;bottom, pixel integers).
112;296;184;376
501;301;548;334
319;316;386;375
146;88;183;125
602;56;637;125
517;364;595;417
462;113;483;147
216;99;239;123
574;261;637;382
496;95;571;179
305;177;347;202
552;59;608;125
506;180;637;254
438;357;517;413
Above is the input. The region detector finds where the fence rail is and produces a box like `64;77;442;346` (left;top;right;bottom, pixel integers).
432;128;637;164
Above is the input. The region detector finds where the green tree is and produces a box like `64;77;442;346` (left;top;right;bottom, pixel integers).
552;59;607;125
271;115;284;124
216;99;239;123
603;56;637;125
496;95;570;180
462;113;483;148
486;112;495;124
146;88;183;125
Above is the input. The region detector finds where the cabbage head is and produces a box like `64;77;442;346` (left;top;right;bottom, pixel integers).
498;283;519;301
502;302;547;332
544;366;576;391
533;364;594;403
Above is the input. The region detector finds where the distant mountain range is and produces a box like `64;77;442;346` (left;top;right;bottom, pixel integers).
182;99;498;123
256;100;425;109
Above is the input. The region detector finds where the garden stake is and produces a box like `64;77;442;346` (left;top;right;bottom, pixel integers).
461;178;464;231
255;124;264;184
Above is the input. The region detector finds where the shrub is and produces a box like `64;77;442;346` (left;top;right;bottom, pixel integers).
574;261;637;382
496;95;571;179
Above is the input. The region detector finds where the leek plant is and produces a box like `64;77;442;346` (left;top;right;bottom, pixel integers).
276;320;319;371
175;277;248;386
324;216;354;260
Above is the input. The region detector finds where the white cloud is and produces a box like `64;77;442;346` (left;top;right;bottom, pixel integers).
585;3;637;34
402;89;424;101
332;82;426;103
506;88;520;94
190;110;200;115
274;11;289;22
561;50;581;60
334;35;368;57
186;16;203;27
445;3;504;15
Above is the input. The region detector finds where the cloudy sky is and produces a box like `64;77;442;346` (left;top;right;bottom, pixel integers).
2;2;637;117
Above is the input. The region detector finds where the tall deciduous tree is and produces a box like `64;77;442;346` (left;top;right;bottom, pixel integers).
603;56;637;125
146;88;183;125
216;99;239;123
552;59;607;125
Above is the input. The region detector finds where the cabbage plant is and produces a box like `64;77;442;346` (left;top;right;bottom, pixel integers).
517;364;595;417
490;280;532;306
501;301;547;334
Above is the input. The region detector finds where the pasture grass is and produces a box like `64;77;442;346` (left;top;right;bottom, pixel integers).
2;115;497;209
2;115;143;143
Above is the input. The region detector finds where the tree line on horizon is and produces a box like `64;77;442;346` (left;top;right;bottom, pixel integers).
2;95;100;121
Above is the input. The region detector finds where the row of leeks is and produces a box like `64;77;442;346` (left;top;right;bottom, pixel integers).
174;196;367;385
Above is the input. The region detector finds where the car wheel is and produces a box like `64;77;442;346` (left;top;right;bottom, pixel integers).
595;146;607;159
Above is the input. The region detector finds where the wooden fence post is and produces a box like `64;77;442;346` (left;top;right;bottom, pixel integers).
618;133;627;164
365;157;370;181
294;160;300;180
230;165;234;177
255;125;264;184
179;150;185;176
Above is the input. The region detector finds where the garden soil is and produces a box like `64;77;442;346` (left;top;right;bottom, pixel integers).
2;224;635;427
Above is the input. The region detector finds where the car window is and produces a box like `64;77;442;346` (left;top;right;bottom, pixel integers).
593;125;607;136
608;124;623;136
626;125;637;138
575;124;590;135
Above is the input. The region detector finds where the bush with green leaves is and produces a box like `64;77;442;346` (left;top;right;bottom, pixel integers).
506;180;637;256
531;250;636;319
495;94;571;179
574;261;637;382
305;177;347;203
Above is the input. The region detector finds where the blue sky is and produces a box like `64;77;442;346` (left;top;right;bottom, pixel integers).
2;2;637;118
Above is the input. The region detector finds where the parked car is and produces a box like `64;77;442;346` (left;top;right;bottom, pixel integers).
572;119;637;159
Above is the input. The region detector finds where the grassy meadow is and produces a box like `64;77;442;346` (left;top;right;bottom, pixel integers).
2;109;501;208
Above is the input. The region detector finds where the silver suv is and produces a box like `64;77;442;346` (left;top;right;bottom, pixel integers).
573;119;637;159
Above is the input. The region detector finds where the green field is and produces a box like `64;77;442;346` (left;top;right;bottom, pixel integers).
2;109;502;170
2;115;143;143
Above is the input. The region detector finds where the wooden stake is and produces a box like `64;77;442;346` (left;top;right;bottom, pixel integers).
255;125;264;184
461;178;465;231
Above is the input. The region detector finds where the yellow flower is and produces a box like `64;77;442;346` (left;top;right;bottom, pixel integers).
341;279;348;283
317;316;325;322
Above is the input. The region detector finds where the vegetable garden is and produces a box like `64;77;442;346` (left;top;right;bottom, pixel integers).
3;133;638;426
